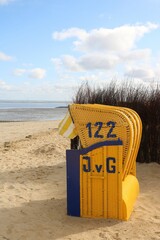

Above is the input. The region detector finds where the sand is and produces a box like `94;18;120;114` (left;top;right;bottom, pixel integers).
0;121;159;240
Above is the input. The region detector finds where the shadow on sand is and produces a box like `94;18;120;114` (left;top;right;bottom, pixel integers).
0;162;121;240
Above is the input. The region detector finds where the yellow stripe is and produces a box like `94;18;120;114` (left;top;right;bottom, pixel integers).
68;129;78;139
58;112;70;132
58;111;77;138
59;116;72;136
63;121;75;137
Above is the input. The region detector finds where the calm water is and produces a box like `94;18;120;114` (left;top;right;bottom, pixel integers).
0;101;69;121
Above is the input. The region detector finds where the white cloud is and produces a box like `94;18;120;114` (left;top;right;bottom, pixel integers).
29;68;46;79
125;67;155;80
0;80;12;90
0;0;13;5
62;55;83;71
15;81;76;100
53;53;119;72
79;53;119;70
51;58;63;72
52;23;159;75
53;27;87;41
13;67;46;79
53;23;158;52
79;74;103;82
54;83;75;90
52;23;160;86
13;68;26;76
121;49;151;62
0;51;13;61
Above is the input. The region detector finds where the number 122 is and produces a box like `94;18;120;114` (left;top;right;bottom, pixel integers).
86;121;117;139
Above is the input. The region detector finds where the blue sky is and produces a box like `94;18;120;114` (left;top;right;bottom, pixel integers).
0;0;160;101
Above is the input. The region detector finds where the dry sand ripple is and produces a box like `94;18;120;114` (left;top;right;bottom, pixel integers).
0;121;160;240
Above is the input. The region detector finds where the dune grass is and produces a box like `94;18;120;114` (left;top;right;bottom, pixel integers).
72;81;160;163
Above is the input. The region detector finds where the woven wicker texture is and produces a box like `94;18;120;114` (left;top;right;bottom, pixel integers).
69;104;142;179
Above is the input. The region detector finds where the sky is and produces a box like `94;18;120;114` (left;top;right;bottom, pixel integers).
0;0;160;101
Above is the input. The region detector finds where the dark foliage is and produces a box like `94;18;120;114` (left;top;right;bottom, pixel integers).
72;81;160;164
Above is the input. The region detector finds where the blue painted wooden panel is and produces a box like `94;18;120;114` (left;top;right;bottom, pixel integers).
66;150;80;216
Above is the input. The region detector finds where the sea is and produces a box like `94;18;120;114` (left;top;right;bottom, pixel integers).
0;100;69;121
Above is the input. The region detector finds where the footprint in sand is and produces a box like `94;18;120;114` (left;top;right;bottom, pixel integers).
4;142;11;148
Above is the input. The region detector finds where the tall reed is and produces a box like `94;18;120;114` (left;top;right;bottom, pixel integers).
72;81;160;163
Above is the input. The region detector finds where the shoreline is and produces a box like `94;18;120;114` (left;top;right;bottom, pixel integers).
0;107;68;122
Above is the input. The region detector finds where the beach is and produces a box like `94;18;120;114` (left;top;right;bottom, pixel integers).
0;121;160;240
